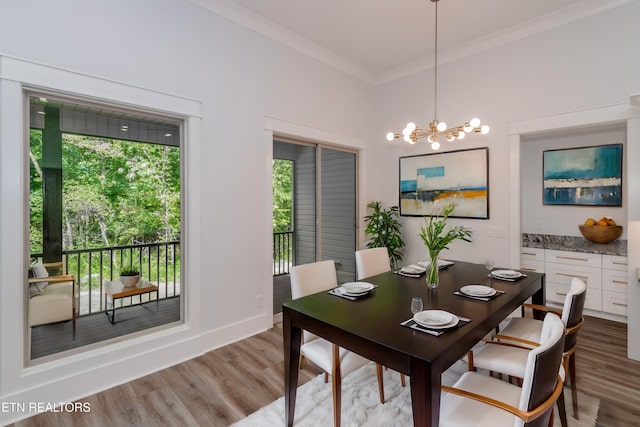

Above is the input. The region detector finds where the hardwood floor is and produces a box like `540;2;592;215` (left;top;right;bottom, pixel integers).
11;316;640;426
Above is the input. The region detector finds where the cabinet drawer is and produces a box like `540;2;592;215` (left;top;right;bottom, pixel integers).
545;263;601;289
603;269;628;294
602;255;628;271
603;291;627;316
520;260;544;273
547;281;602;311
545;250;601;268
521;247;545;262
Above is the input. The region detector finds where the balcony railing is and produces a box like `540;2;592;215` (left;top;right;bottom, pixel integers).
273;231;294;276
32;241;180;316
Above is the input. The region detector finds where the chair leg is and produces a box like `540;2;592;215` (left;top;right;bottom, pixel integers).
557;388;568;427
332;344;342;427
467;351;476;372
324;372;329;383
400;373;406;387
568;352;579;419
376;363;385;403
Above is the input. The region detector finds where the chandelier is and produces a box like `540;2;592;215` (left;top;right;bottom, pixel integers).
386;0;489;150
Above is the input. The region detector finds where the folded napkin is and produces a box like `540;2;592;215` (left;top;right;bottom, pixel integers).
454;289;505;301
400;316;471;336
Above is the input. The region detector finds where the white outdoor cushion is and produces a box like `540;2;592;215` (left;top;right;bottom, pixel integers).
29;281;74;326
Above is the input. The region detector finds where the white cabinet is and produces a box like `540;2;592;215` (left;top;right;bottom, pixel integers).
520;247;544;273
520;247;628;320
602;255;628;316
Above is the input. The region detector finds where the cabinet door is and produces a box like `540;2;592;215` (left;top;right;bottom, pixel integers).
545;263;602;289
545;250;601;268
603;268;628;294
603;291;628;316
546;281;602;311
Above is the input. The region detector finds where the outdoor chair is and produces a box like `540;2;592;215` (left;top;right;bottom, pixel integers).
28;261;76;339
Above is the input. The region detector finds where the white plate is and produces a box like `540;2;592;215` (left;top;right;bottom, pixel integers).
341;281;374;295
460;285;496;297
491;269;521;279
413;310;455;327
400;264;426;274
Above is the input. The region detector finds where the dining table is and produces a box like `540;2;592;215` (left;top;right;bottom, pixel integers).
282;261;545;427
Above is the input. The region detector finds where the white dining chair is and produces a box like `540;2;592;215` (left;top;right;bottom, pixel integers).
468;277;587;427
354;247;407;387
355;247;391;280
290;260;385;427
440;313;566;427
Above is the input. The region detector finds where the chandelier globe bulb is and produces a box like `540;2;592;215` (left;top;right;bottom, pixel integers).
481;125;490;134
436;121;447;132
386;132;395;141
469;117;481;128
431;141;441;150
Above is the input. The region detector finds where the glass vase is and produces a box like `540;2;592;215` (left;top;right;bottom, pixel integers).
426;252;440;289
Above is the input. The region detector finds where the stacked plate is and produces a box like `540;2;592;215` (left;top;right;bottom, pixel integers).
400;264;426;275
459;284;497;297
339;281;374;297
490;269;523;280
413;310;459;329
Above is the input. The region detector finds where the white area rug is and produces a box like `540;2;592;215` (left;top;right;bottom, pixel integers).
232;361;599;427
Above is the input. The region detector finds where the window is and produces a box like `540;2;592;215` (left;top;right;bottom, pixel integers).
28;94;183;360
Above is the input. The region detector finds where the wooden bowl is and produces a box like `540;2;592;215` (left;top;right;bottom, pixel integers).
578;225;623;244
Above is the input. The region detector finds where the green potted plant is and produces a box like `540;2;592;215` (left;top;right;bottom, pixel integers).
419;200;472;288
364;201;405;269
120;265;141;287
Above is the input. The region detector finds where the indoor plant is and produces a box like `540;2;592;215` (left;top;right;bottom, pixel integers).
419;200;472;288
363;201;405;269
119;265;141;287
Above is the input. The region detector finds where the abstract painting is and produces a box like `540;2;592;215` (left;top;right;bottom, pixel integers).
543;144;622;206
399;147;489;218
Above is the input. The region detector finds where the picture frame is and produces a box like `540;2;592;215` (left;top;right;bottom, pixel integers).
399;147;489;218
542;144;622;206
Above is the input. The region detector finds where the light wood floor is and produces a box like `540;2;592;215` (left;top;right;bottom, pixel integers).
11;316;640;427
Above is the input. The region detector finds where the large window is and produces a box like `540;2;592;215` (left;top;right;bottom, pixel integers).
28;94;183;360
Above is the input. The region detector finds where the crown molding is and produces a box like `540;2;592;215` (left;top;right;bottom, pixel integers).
188;0;376;84
189;0;636;86
375;0;637;85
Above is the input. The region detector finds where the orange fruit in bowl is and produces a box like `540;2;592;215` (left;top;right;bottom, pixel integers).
597;219;608;226
607;218;617;226
584;218;596;226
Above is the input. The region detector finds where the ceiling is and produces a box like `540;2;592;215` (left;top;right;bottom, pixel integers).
193;0;632;84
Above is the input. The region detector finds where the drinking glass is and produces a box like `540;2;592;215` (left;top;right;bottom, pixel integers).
484;258;495;273
411;297;424;314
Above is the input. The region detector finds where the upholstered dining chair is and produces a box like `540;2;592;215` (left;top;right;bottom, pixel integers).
289;260;385;427
355;247;391;280
440;313;566;427
354;247;407;387
468;277;587;427
28;261;77;339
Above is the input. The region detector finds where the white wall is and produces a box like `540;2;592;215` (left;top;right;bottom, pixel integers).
521;125;627;238
2;0;640;422
370;1;640;268
0;0;371;423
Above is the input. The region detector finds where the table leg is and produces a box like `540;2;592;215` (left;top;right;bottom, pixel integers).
283;310;302;427
532;275;546;320
410;357;440;427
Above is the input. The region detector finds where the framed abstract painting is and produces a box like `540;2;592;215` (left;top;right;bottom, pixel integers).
399;147;489;218
543;144;622;206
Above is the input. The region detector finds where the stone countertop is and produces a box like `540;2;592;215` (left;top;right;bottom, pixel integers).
522;233;627;257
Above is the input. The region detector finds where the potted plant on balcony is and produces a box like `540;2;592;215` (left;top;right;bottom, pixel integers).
364;201;405;269
120;265;140;287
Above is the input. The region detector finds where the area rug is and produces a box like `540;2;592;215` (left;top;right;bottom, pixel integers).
232;361;599;427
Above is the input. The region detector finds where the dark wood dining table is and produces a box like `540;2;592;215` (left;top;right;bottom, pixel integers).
282;261;545;427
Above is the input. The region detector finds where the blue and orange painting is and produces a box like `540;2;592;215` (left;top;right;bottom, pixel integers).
399;148;488;218
543;144;622;206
